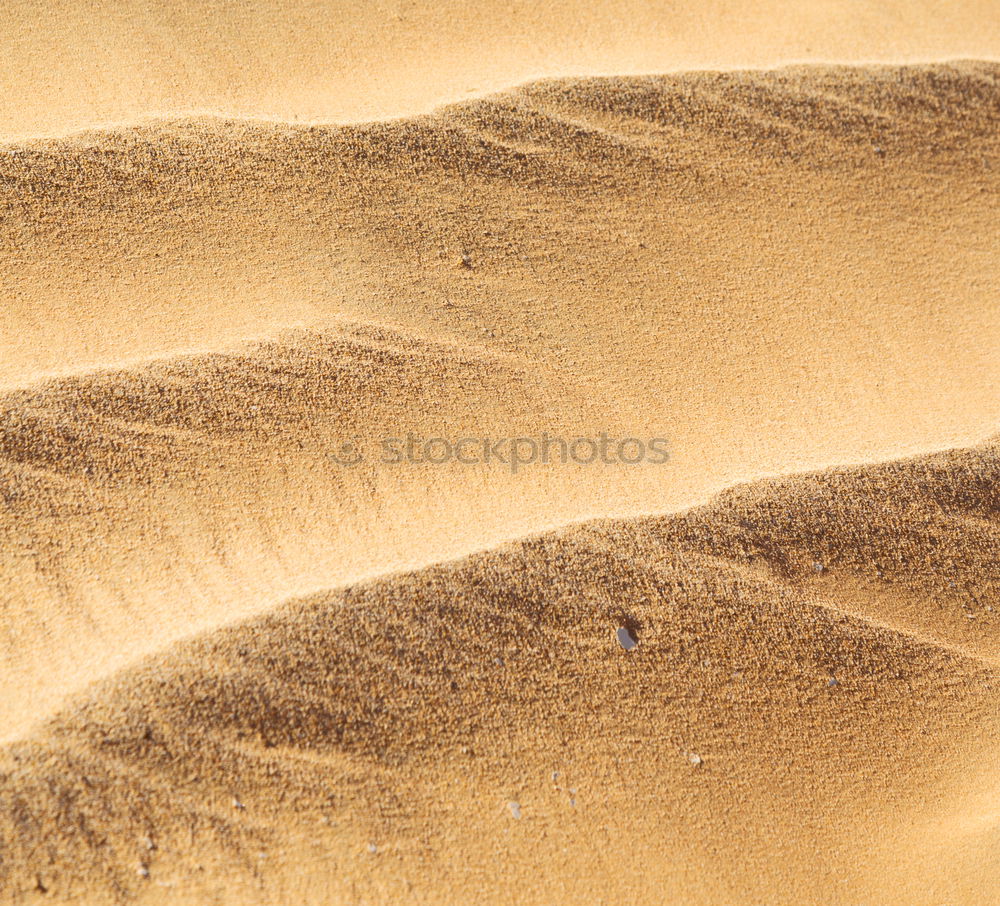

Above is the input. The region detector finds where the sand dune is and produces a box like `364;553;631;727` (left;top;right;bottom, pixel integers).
1;63;998;745
1;56;999;904
0;320;611;739
2;439;998;904
2;0;999;140
4;63;998;450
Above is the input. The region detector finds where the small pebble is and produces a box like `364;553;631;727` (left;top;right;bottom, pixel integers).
688;752;703;766
508;801;521;819
367;842;378;854
616;627;638;650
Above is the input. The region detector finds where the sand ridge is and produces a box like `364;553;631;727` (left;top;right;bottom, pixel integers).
0;55;998;904
1;438;998;904
3;0;1000;140
1;61;999;735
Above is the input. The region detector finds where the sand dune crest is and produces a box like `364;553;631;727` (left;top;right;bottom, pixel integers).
0;58;999;903
1;440;998;904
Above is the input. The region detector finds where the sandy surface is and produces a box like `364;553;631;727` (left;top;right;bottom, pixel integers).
2;0;999;141
0;6;998;904
3;440;1000;905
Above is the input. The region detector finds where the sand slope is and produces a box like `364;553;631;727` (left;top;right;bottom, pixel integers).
1;63;998;742
2;0;1000;140
1;439;998;905
0;321;597;738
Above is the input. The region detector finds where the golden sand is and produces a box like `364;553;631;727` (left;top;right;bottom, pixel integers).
2;0;999;141
0;13;998;905
3;440;1000;904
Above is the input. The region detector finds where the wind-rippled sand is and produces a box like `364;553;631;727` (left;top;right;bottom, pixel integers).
0;54;998;905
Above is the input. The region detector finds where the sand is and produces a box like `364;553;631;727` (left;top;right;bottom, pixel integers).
0;7;998;904
3;0;999;141
3;440;1000;904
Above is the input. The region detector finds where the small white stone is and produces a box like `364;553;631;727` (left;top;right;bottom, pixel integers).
688;752;703;766
508;801;521;819
616;627;638;650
